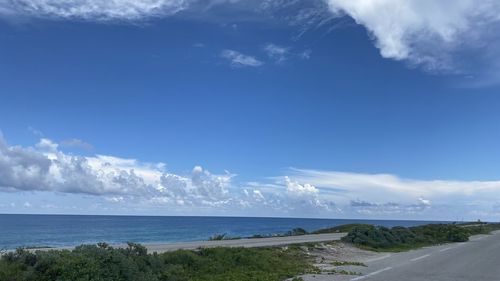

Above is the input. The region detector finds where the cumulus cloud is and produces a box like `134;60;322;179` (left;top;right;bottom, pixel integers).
36;138;58;151
0;135;232;208
0;134;338;216
284;176;318;196
0;137;53;192
325;0;500;74
220;49;263;67
281;176;333;212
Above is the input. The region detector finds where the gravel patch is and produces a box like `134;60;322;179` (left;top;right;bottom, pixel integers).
292;242;384;281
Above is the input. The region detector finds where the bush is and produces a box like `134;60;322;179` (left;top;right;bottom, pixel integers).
312;224;369;234
286;228;308;236
341;223;484;251
0;244;313;281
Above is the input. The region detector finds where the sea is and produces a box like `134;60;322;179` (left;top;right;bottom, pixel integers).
0;214;448;250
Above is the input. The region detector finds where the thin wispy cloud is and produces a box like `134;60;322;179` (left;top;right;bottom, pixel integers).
299;49;312;60
0;0;190;21
289;168;500;200
220;49;263;67
286;168;500;218
264;43;289;63
60;138;93;150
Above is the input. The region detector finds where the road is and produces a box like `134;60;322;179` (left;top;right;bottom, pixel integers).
348;231;500;281
24;233;346;253
142;233;346;253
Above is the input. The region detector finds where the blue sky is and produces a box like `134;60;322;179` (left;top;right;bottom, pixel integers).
1;0;500;220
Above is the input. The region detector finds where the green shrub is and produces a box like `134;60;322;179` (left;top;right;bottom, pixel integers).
341;223;491;251
0;244;313;281
286;228;308;236
312;224;370;234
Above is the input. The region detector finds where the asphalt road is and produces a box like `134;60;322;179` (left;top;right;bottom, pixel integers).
143;233;346;253
349;231;500;281
24;233;346;253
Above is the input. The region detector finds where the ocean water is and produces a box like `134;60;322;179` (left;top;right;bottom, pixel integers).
0;214;447;250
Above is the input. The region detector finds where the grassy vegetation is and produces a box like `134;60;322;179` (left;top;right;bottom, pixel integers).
243;228;309;240
311;224;368;234
210;221;500;245
331;261;366;267
341;223;500;251
208;234;241;241
0;243;314;281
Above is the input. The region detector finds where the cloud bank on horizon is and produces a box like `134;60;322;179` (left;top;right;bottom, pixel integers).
2;0;500;83
1;134;500;220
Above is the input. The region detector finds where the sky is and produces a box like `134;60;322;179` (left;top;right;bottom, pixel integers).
1;0;500;221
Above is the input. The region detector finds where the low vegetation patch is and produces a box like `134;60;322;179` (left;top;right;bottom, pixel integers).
208;233;241;241
331;261;366;267
0;243;314;281
246;228;310;239
341;223;500;251
312;224;368;234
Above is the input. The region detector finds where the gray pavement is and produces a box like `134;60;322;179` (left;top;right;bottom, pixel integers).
143;233;346;253
24;233;346;253
348;231;500;281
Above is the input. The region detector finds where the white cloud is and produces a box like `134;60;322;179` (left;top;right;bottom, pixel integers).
287;168;500;218
264;43;289;63
284;176;318;196
220;49;263;67
419;197;431;206
259;0;335;38
0;135;232;209
289;168;500;201
36;138;58;151
253;189;264;200
191;165;232;199
0;0;190;21
325;0;500;72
